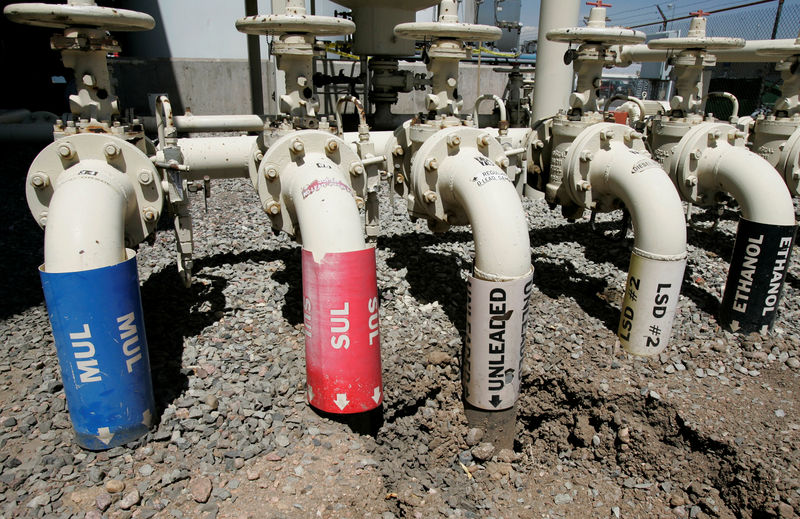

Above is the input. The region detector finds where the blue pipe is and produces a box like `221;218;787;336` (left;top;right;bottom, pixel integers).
40;253;155;450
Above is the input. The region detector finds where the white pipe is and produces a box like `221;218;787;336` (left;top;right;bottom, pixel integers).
471;94;507;127
280;153;366;256
176;136;257;181
702;146;795;226
44;159;134;273
143;114;266;134
616;39;799;65
590;146;686;258
707;92;739;118
583;140;687;356
437;148;530;280
531;0;580;123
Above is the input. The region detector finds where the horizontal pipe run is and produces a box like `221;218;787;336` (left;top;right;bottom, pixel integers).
0;123;54;142
176;136;257;181
616;38;799;65
143;114;267;134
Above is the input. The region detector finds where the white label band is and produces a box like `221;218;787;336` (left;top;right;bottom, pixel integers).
618;253;685;356
463;269;534;410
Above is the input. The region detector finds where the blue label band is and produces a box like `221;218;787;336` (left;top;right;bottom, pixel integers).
40;253;155;450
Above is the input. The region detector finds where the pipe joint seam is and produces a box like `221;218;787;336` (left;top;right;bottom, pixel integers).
631;247;688;262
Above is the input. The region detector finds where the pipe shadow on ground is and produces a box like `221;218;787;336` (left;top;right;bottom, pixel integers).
529;213;728;322
380;230;473;342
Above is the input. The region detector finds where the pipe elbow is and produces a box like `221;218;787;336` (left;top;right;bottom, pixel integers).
439;149;531;280
707;146;795;226
591;145;687;259
44;159;133;273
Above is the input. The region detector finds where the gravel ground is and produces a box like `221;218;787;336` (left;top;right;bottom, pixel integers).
0;141;799;519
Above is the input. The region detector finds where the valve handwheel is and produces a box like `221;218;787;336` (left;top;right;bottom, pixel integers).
647;11;744;51
235;12;354;36
3;1;154;31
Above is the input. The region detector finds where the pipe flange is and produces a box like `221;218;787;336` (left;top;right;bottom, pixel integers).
546;27;645;46
409;126;507;223
235;14;354;36
26;133;163;244
394;22;501;42
669;121;741;205
777;124;800;197
255;130;363;237
562;122;650;210
3;3;154;31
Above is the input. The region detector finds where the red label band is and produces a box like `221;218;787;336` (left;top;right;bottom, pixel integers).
302;248;383;414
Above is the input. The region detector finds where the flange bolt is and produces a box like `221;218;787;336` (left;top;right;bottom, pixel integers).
58;143;75;159
325;139;339;154
423;190;438;203
350;163;364;176
138;170;153;186
30;172;50;189
142;207;158;222
104;143;121;159
424;157;438;171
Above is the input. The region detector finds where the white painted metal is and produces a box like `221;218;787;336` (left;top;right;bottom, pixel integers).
44;160;132;273
254;130;368;249
3;1;154;31
471;95;507;127
176;136;258;181
531;0;580;123
330;0;439;55
616;38;799;65
703;144;796;226
26;133;163;248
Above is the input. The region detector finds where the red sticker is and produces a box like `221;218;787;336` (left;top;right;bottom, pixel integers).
302;248;383;414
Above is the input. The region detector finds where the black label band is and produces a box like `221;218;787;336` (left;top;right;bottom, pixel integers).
720;219;797;334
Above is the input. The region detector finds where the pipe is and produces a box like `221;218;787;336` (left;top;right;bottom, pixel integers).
0;123;54;142
706;92;739;118
440;148;531;280
176;136;257;181
257;130;382;415
566;124;687;356
143;114;267;134
531;0;580;123
616;38;799;65
44;160;133;272
281;155;366;255
603;95;646;122
408;127;532;447
39;158;155;449
703;146;797;333
335;95;367;136
471;94;508;128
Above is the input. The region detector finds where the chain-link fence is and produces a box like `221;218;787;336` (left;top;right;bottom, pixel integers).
610;1;799;116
